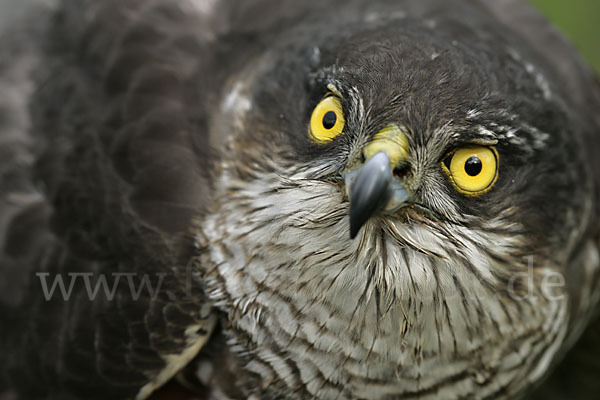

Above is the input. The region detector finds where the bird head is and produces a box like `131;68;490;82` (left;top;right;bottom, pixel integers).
212;19;590;264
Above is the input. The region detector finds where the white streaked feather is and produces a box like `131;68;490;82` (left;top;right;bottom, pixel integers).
135;318;217;400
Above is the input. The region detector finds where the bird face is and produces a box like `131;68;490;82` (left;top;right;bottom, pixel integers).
217;22;588;259
200;18;593;399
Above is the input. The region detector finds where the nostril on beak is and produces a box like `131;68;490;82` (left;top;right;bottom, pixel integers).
393;165;410;179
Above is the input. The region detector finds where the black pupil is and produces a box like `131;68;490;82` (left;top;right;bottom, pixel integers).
322;111;337;130
464;156;483;176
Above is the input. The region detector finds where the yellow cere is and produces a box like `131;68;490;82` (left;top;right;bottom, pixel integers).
444;145;499;195
363;125;409;167
309;96;345;143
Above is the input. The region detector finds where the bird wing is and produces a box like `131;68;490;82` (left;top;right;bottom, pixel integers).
0;1;222;398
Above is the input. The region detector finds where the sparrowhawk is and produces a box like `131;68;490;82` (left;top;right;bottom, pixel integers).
1;0;600;399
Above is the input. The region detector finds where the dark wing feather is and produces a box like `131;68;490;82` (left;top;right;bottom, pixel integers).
0;1;222;398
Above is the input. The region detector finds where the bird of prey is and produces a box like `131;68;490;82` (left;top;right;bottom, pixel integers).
1;0;600;399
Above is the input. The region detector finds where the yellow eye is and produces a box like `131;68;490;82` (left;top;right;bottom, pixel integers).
309;96;345;143
442;145;499;195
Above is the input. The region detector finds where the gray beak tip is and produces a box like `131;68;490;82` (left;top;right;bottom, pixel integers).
347;152;392;239
349;210;364;239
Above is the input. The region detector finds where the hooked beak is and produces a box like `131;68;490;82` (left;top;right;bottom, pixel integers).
344;126;411;238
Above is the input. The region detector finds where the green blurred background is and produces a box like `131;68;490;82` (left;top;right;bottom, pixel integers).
529;0;600;73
